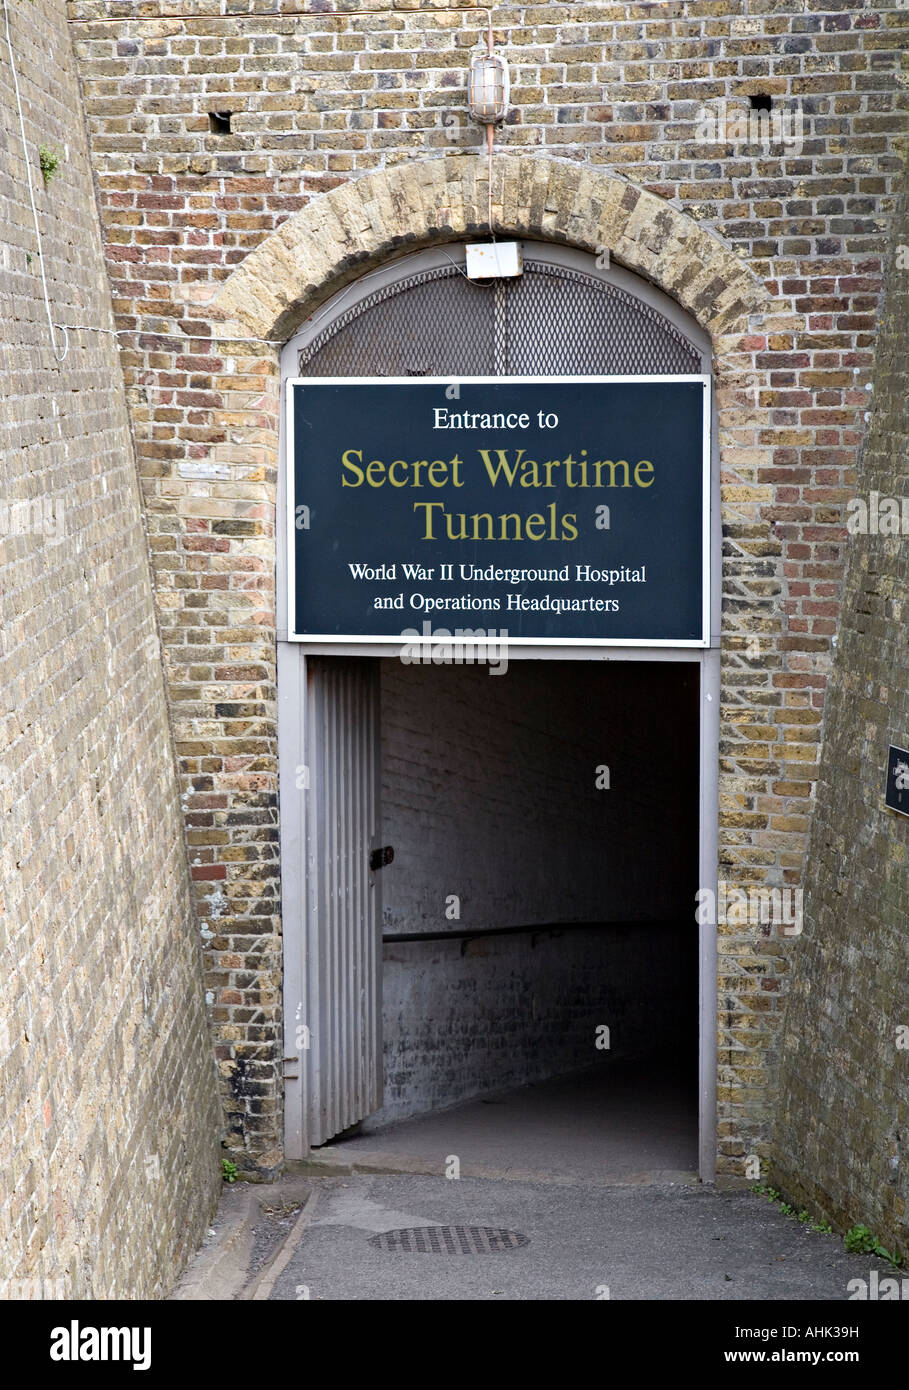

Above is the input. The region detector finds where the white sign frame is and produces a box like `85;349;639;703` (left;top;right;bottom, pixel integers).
285;374;712;648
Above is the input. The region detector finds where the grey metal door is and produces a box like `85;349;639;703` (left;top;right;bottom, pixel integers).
303;657;382;1146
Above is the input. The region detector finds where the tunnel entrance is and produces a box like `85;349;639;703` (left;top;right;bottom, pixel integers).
278;243;718;1176
323;656;699;1178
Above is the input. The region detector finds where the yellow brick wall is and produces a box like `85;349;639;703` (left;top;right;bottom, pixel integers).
0;0;221;1297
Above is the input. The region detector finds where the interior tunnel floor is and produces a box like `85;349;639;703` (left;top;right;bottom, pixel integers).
312;1060;699;1185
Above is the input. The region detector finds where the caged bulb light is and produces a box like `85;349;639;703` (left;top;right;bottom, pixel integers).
467;48;509;125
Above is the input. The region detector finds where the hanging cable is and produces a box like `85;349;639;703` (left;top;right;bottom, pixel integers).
2;0;68;362
4;0;502;356
484;10;496;241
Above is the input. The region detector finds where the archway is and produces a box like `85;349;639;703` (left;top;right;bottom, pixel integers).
204;154;782;1183
277;240;714;1176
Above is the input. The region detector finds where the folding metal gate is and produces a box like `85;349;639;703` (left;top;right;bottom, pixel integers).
302;658;381;1146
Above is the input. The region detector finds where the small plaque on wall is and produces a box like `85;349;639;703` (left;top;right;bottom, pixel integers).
884;745;909;817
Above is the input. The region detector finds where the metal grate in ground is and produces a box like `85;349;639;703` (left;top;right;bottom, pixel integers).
369;1225;530;1255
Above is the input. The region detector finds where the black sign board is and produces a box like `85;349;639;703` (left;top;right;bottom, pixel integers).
885;745;909;817
286;376;710;646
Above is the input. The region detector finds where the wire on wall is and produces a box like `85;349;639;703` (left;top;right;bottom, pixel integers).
5;4;503;354
2;0;68;362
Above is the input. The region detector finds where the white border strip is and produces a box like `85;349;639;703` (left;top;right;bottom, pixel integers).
285;374;712;648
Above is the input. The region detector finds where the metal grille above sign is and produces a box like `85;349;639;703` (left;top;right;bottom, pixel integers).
298;260;703;379
286;374;711;647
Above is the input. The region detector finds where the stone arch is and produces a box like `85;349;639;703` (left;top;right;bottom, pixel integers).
211;153;770;351
207;151;782;683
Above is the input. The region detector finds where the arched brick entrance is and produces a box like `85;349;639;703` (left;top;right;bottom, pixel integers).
196;154;801;1181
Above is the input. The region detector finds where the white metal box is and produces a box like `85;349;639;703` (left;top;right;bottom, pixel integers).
465;241;523;279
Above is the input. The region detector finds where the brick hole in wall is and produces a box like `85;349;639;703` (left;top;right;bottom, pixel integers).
358;656;700;1156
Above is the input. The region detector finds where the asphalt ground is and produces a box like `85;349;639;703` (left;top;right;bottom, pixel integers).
266;1173;883;1302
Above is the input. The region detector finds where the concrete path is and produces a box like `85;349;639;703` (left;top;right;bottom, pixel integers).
173;1072;882;1303
265;1174;876;1301
310;1064;698;1185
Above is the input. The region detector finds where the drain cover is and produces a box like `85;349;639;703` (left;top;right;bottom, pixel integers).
369;1225;529;1254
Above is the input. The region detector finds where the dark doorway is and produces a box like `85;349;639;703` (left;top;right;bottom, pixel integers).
343;658;700;1178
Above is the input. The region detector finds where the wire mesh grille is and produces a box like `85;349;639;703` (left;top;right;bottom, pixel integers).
299;259;702;378
300;265;495;377
506;263;701;375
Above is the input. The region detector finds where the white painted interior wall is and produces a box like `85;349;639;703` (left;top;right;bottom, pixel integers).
372;660;698;1123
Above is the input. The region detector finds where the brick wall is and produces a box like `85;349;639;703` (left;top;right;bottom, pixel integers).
63;0;906;1176
771;162;908;1256
379;923;694;1124
381;659;698;932
0;0;221;1297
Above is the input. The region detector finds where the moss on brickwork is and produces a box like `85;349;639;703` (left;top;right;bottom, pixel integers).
771;156;908;1257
